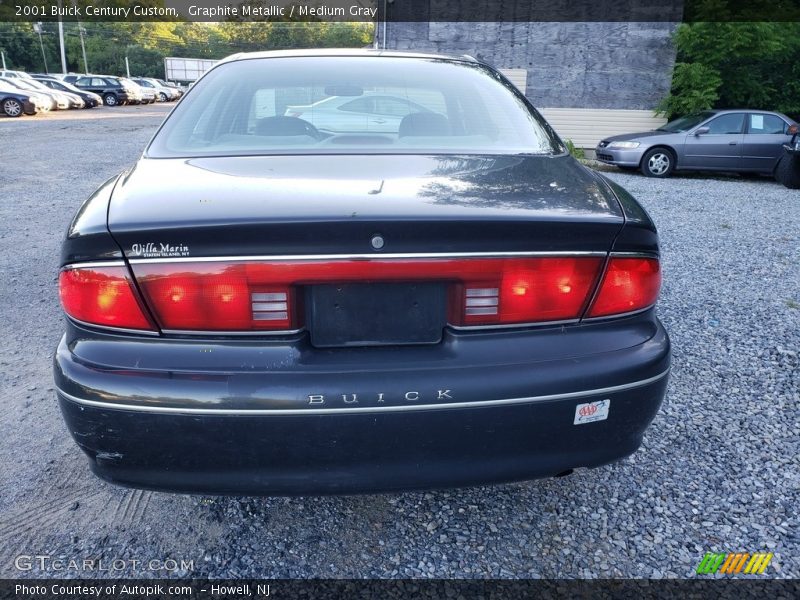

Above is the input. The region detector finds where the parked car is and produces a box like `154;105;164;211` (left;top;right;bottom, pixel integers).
0;84;43;116
596;109;797;177
32;76;102;108
285;92;437;133
73;75;131;106
0;76;61;110
774;124;800;189
59;74;84;85
155;79;185;97
0;69;31;79
132;77;179;102
55;50;670;495
120;77;154;104
14;76;79;108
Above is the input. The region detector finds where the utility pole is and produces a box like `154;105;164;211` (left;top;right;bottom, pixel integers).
33;23;49;74
125;55;130;77
1;50;6;70
57;0;67;73
78;24;88;73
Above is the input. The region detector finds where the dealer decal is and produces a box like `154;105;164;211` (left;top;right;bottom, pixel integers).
129;242;190;258
573;399;610;425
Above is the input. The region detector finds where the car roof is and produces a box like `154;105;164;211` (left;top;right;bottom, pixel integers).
218;48;480;65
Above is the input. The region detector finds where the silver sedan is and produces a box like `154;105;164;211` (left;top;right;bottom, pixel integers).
596;109;797;177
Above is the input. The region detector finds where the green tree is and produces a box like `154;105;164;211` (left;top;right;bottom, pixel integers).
660;2;800;118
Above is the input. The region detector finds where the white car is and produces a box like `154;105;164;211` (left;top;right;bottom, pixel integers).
132;77;179;102
283;92;439;134
120;78;155;104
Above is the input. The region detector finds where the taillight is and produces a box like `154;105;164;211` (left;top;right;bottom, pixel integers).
58;265;155;331
138;265;294;331
61;256;661;334
587;257;661;318
130;257;605;331
456;257;604;325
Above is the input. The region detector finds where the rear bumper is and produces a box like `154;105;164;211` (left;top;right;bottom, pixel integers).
55;314;670;495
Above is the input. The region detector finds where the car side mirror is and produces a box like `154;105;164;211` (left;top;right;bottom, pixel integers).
694;127;710;136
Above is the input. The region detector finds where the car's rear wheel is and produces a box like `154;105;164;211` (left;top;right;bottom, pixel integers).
2;98;23;117
103;93;117;107
774;154;800;189
159;92;167;102
640;148;675;178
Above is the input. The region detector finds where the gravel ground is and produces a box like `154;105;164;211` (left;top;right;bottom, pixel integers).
0;105;798;579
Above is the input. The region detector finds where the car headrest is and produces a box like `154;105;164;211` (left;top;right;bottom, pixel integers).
398;112;450;137
255;116;312;136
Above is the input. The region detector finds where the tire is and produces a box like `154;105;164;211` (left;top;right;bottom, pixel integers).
159;92;167;102
774;154;800;189
2;98;23;117
103;93;118;107
640;148;675;178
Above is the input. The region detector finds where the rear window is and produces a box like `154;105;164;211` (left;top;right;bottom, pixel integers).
147;56;561;157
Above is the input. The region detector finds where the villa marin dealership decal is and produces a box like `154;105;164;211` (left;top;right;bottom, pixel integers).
129;242;190;258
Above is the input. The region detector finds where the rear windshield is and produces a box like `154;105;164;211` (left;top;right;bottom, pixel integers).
147;56;562;157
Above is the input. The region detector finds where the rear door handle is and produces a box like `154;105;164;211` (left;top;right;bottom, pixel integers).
729;142;738;145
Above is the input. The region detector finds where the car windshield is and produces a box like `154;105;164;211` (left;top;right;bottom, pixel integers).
148;56;561;157
657;111;716;133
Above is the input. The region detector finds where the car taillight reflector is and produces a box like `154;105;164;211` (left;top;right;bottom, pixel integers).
58;266;155;331
587;257;661;318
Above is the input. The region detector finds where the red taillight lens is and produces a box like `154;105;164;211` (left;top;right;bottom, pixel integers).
457;257;604;325
131;257;605;331
58;266;155;331
138;265;292;331
587;257;661;318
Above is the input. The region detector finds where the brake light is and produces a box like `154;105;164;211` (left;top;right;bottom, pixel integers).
62;256;661;334
58;265;155;331
457;257;603;325
130;257;604;331
587;257;661;317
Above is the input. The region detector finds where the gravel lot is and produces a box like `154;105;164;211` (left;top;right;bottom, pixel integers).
0;105;798;579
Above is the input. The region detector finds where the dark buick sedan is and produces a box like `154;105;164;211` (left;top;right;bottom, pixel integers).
55;50;670;494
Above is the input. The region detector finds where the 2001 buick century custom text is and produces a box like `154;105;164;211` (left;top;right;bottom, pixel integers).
55;50;670;494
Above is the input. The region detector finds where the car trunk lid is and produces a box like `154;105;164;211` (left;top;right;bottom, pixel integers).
109;154;626;344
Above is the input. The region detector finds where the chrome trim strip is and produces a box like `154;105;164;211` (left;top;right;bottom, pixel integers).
67;316;160;337
581;304;656;322
160;327;305;337
449;318;579;331
61;261;126;270
56;369;669;416
128;251;608;265
609;252;659;259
